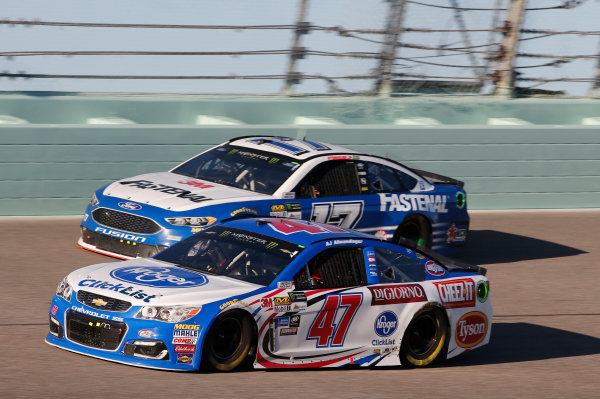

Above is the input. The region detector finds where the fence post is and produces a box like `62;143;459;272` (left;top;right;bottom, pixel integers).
493;0;526;97
376;0;408;97
281;0;310;96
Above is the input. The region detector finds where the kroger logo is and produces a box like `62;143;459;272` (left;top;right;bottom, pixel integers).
374;311;398;337
109;266;208;288
118;202;142;211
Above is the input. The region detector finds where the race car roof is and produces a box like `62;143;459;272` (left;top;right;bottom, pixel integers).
228;136;360;161
220;216;377;247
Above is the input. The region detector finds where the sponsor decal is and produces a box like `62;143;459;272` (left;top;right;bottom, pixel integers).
274;305;291;313
374;230;389;240
173;329;200;338
292;302;306;311
119;179;211;203
220;299;239;310
434;278;475;308
368;284;427;305
368;256;376;263
277;281;294;289
51;305;58;315
276;317;290;327
178;180;214;189
172;337;198;345
288;292;307;302
78;279;162;302
286;202;302;211
372;338;396;346
325;239;363;246
378;193;448;213
282;192;296;199
274;297;291;306
290;315;301;327
280;249;299;258
425;261;445;276
176;353;194;364
174;345;196;353
271;204;285;212
138;330;154;338
374;311;398;337
230;207;258;217
455;312;488;348
94;227;147;243
174;324;200;330
280;327;298;336
261;297;273;308
446;224;467;243
109;266;208;288
118;202;142;211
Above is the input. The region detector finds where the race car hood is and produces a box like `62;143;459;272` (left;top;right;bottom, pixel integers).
101;172;270;211
67;258;263;306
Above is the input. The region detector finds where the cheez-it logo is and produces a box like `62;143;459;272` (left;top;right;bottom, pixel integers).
434;278;475;308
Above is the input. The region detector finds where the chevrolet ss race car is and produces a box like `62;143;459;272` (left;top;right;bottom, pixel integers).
78;136;469;259
49;217;492;371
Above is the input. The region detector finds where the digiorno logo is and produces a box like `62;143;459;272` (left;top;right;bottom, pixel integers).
368;284;427;305
455;311;488;348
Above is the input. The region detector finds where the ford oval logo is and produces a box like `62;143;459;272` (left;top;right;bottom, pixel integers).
374;311;398;337
109;266;208;288
118;202;142;211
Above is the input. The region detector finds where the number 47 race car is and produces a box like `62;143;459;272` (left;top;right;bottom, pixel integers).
78;136;469;260
48;217;492;371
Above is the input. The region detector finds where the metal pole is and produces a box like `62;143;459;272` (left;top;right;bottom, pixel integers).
449;0;485;82
493;0;526;97
588;37;600;98
376;0;408;97
281;0;310;96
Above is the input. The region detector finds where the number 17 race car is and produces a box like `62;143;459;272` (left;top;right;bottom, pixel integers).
78;136;469;260
48;217;491;371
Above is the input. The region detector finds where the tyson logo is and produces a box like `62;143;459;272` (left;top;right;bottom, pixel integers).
455;312;488;348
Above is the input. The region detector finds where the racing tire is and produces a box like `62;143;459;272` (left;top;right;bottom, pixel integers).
203;311;256;372
400;306;448;368
394;215;431;248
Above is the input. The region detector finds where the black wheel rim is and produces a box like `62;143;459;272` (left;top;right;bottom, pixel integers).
407;313;438;356
212;317;242;360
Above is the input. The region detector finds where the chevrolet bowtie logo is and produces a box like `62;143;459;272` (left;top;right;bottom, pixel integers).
92;298;108;307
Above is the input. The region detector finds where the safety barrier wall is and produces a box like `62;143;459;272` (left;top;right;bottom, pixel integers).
0;95;599;215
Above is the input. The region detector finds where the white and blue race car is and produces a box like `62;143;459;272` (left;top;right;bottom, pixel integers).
78;136;469;259
49;217;491;371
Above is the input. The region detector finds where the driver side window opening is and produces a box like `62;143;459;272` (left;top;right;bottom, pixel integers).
374;247;426;283
294;247;367;290
364;162;417;193
294;161;361;199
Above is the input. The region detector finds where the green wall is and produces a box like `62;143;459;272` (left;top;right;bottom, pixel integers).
1;94;599;215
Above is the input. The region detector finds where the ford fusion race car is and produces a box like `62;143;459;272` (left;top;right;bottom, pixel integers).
49;217;491;371
78;136;469;260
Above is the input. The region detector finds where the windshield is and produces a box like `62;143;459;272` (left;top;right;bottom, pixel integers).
154;226;304;286
171;145;301;194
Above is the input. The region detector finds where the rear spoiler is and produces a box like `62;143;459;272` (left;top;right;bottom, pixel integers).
410;168;464;189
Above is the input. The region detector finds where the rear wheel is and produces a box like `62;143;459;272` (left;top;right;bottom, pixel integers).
203;311;255;372
400;306;448;367
394;215;431;248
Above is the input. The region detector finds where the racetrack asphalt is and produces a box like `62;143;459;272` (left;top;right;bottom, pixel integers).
1;210;598;398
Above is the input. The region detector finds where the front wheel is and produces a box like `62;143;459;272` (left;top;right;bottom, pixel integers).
400;306;448;367
202;311;255;372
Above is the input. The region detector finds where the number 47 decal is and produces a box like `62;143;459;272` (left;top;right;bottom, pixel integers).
307;293;363;348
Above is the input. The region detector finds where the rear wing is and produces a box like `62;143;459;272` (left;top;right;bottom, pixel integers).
410;168;464;189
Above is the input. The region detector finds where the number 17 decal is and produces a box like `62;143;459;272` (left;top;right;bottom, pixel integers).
307;293;363;348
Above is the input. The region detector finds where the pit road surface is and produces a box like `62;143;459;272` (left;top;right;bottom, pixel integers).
1;211;598;398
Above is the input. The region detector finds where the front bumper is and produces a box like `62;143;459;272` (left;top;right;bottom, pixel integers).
46;295;203;371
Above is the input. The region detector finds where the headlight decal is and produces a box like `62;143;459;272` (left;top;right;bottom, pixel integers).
56;277;73;302
136;305;202;323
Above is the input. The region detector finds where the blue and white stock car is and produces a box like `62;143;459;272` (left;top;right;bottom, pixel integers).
48;217;492;371
78;136;469;259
